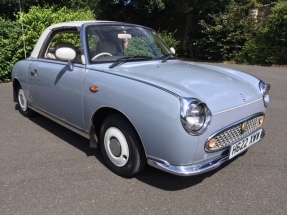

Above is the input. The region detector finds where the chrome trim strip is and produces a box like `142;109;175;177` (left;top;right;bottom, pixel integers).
205;112;264;152
148;156;170;166
148;129;265;176
259;81;270;95
213;98;262;115
148;156;229;176
30;58;85;69
29;104;89;139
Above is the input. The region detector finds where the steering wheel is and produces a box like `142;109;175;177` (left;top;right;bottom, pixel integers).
91;52;112;60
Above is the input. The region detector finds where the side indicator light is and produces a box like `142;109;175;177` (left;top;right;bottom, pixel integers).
90;86;99;93
258;115;265;128
208;138;218;150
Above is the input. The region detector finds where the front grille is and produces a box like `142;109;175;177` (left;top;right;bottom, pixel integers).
206;114;263;151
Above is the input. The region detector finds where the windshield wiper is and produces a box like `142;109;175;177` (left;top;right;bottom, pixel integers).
109;56;152;68
162;53;176;63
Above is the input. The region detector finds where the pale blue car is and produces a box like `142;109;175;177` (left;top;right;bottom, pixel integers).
12;21;270;177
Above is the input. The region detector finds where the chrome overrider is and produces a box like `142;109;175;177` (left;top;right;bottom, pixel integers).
147;129;265;176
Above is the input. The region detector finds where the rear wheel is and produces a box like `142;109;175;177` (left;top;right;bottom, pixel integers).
100;115;146;177
17;86;34;117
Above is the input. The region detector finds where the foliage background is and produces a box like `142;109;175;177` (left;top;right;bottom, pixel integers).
0;0;286;82
159;30;180;50
0;5;94;82
125;37;156;57
0;17;21;82
15;6;94;59
238;0;287;64
196;2;261;62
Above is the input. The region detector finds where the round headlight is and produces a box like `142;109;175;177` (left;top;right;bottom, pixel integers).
186;103;206;131
180;98;212;135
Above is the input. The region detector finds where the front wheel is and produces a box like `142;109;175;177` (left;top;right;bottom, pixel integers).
17;86;35;117
100;115;146;177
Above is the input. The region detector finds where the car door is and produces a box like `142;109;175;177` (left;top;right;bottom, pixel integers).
28;28;85;129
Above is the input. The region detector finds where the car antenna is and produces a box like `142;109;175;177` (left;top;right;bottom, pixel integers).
18;0;27;58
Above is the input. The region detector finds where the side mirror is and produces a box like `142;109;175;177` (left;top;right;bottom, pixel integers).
55;47;76;61
170;47;176;55
55;47;76;71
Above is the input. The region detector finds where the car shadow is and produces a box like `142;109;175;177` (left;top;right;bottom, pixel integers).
16;105;241;191
15;103;103;160
135;158;238;191
28;114;107;164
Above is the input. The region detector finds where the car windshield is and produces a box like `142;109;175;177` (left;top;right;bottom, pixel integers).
87;25;175;63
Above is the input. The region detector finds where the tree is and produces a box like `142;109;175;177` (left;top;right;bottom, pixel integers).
239;0;287;64
0;6;94;82
15;6;94;59
0;17;21;82
194;1;260;61
0;0;95;19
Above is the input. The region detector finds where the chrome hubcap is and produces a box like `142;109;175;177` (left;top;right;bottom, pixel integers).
109;138;121;157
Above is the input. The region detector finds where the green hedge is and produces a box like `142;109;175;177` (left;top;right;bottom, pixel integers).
0;17;21;83
15;6;94;61
0;6;94;83
125;37;156;57
158;30;180;50
124;31;180;57
196;2;260;62
238;1;287;65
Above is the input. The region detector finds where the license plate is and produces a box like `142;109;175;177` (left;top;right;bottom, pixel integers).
229;129;263;159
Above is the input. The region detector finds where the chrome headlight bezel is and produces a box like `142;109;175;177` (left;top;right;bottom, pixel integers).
259;81;270;107
180;98;212;136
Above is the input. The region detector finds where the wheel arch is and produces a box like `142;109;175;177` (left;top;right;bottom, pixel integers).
90;107;147;157
12;78;21;102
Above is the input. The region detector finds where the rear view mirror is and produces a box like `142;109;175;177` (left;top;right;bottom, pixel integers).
118;34;132;39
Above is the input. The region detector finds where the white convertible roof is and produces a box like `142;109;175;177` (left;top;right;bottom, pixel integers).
47;20;114;28
30;21;115;58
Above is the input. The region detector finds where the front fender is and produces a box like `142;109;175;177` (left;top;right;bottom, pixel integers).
83;68;198;165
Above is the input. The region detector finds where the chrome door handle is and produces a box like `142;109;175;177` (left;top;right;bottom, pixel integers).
30;69;38;76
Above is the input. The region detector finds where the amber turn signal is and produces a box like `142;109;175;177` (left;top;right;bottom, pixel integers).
208;138;218;150
90;86;99;92
258;115;264;128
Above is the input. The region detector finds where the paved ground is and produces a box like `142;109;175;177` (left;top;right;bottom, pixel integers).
0;63;286;215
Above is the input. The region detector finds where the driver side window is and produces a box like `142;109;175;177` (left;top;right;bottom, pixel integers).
44;30;82;63
87;33;101;60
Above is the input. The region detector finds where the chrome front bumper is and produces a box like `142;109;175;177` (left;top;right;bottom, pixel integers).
147;129;265;176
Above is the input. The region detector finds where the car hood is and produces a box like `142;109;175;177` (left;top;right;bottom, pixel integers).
101;60;262;114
